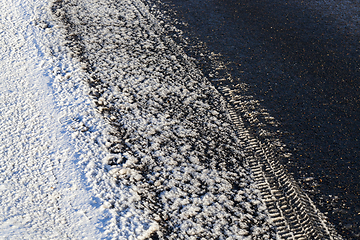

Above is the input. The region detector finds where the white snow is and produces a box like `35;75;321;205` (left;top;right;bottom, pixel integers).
0;0;107;238
0;0;154;239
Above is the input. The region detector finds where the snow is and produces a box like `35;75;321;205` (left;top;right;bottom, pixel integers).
0;0;153;239
48;0;277;238
0;0;109;238
0;0;345;239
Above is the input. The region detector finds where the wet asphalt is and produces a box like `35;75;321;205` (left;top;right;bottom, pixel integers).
155;0;360;238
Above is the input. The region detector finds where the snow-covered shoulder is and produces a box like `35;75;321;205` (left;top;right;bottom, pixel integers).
0;0;151;238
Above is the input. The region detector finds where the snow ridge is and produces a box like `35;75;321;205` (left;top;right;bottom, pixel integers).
50;0;276;239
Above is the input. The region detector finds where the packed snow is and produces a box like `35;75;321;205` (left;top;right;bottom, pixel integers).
0;0;345;239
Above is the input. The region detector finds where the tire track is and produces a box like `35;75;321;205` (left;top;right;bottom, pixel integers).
225;101;340;239
150;0;360;238
141;1;344;239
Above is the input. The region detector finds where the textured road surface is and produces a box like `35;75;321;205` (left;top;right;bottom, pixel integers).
153;0;360;238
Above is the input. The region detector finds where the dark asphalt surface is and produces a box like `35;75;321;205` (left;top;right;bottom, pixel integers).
151;0;360;238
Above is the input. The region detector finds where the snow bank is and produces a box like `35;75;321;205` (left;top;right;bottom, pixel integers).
0;0;152;238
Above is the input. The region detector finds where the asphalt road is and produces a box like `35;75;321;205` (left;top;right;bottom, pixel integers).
155;0;360;238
